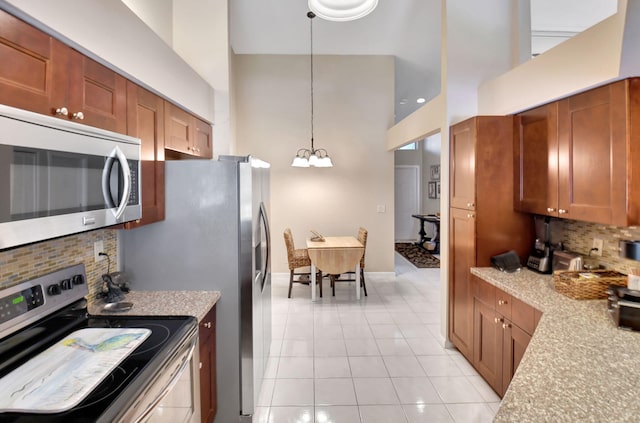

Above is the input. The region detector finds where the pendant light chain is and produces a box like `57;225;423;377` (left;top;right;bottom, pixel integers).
309;11;315;152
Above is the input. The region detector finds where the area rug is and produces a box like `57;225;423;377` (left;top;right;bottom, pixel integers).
395;242;440;268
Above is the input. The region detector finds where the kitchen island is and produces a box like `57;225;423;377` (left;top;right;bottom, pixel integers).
89;290;221;322
472;268;639;422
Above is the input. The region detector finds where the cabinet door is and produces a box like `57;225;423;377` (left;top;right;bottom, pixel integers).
165;102;194;155
558;81;627;225
125;82;165;228
0;10;67;116
68;53;127;132
199;306;217;423
450;119;476;210
449;208;476;361
514;103;559;216
194;118;213;159
473;299;503;395
502;321;531;397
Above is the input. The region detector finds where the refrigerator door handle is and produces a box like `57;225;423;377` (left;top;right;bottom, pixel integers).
258;202;270;292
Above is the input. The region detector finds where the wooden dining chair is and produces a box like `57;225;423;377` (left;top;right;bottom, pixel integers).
330;227;368;296
284;228;322;298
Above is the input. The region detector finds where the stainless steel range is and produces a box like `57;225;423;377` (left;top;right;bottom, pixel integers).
0;264;198;422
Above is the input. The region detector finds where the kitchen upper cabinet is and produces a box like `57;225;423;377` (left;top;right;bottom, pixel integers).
450;119;477;210
0;9;126;132
199;304;217;423
515;79;640;226
165;102;213;159
514;103;559;216
124;82;165;228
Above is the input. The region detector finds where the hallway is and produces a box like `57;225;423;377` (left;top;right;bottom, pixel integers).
253;254;500;422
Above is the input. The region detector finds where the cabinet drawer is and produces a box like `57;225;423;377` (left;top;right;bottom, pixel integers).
472;274;495;306
495;289;512;320
199;304;216;343
511;296;535;335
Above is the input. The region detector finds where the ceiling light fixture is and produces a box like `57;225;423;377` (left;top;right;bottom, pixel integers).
292;12;333;168
416;97;426;104
308;0;378;22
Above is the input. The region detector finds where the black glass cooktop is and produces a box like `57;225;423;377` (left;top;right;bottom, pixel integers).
0;302;196;423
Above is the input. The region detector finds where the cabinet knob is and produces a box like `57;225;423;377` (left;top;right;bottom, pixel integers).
203;322;212;329
467;213;474;219
558;209;568;214
467;202;475;208
55;107;69;116
199;362;203;369
72;111;84;120
494;317;502;324
498;300;507;305
546;207;556;213
502;323;511;330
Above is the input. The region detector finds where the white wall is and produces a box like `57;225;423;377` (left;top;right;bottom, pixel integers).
234;54;395;273
121;0;173;46
1;0;215;121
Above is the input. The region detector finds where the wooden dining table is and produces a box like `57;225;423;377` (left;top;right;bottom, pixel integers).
306;236;365;301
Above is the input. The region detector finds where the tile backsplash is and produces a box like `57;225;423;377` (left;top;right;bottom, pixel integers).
553;218;640;274
0;229;118;303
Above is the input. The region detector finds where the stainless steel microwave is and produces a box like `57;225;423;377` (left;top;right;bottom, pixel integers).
0;105;141;250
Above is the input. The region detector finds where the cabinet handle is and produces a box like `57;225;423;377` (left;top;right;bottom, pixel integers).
204;322;212;329
502;323;511;330
199;362;203;369
72;111;84;120
467;213;475;219
498;300;507;305
55;107;69;116
558;209;568;214
467;202;475;208
546;207;556;213
493;317;503;324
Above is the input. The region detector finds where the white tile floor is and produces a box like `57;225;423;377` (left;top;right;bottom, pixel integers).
254;253;500;423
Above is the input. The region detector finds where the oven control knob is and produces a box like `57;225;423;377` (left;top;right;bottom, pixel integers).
47;284;62;296
60;279;73;290
72;274;85;285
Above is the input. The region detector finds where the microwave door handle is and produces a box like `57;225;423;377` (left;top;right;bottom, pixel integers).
101;146;131;220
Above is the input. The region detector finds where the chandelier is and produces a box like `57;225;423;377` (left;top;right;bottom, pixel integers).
291;11;333;168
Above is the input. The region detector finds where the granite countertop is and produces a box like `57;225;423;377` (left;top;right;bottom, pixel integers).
89;290;221;323
472;267;640;422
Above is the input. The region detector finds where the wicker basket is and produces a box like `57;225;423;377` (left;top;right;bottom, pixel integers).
552;270;627;300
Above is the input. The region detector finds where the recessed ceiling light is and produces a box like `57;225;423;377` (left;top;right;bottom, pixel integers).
416;98;426;104
308;0;378;22
399;98;408;105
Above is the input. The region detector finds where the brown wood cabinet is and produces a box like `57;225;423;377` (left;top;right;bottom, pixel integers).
471;274;538;397
124;82;165;228
515;79;640;226
448;116;534;363
0;8;126;132
199;304;217;423
165;102;213;159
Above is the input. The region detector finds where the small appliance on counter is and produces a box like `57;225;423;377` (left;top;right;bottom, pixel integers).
491;250;522;273
552;250;583;271
526;216;553;273
607;285;640;331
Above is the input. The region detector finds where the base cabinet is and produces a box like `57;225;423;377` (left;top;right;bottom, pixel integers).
199;305;217;423
471;275;539;397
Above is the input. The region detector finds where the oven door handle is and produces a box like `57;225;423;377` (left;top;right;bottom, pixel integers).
101;145;131;220
133;336;197;423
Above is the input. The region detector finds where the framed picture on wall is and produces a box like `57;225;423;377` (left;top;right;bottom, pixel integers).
430;165;440;181
436;181;441;199
428;181;437;199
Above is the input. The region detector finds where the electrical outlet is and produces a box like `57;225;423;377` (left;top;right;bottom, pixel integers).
376;205;386;213
94;241;104;262
591;238;604;256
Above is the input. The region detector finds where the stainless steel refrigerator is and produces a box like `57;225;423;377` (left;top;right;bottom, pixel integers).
120;156;271;423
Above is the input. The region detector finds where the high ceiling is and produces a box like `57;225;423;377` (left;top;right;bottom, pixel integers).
229;0;618;123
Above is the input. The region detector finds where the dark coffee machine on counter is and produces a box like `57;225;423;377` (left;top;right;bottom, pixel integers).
526;216;552;273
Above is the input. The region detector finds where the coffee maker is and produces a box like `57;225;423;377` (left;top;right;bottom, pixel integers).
526;216;552;273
